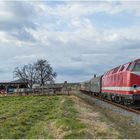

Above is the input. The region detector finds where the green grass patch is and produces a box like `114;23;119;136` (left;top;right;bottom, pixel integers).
0;95;86;139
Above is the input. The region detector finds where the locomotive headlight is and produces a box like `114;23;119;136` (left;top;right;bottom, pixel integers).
133;85;138;93
133;89;137;93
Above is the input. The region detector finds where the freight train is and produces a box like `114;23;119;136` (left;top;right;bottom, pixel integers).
80;59;140;107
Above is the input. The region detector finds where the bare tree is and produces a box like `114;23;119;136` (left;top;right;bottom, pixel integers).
35;59;57;86
14;64;37;88
13;59;57;90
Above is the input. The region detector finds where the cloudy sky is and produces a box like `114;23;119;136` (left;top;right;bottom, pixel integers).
0;1;140;83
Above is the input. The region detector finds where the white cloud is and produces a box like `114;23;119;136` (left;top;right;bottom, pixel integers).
0;1;140;82
38;1;140;19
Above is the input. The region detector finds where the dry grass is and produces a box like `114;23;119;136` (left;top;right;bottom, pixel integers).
72;95;140;139
72;96;120;138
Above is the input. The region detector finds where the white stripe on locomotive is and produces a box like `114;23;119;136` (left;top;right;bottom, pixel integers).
102;86;140;91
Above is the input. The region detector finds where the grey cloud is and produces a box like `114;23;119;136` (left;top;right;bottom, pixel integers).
0;20;37;32
2;1;38;20
56;67;91;76
120;42;140;50
0;1;39;42
8;2;36;18
71;57;85;62
11;28;36;42
0;68;10;73
82;50;111;55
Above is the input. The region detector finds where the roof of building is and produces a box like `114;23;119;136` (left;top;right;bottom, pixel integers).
10;79;27;84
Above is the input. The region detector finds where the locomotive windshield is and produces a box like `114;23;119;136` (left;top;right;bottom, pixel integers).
133;63;140;71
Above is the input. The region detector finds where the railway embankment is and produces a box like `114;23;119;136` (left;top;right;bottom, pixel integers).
73;93;140;138
75;92;140;124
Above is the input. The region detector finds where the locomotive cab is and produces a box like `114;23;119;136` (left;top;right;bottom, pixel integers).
129;60;140;95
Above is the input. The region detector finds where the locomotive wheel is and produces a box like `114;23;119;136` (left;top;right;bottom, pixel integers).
110;95;114;101
114;96;118;103
120;97;124;105
123;98;133;106
123;99;128;106
115;96;117;102
117;96;122;104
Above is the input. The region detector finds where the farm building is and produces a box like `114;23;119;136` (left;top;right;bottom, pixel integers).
0;79;28;94
33;83;64;93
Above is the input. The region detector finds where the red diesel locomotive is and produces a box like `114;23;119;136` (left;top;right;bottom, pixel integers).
81;59;140;106
102;59;140;105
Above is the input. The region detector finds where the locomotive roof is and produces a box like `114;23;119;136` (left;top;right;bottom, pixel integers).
104;58;140;76
134;59;140;62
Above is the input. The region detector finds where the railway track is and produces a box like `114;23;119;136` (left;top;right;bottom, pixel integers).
80;91;140;116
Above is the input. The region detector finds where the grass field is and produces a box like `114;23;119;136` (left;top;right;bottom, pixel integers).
1;95;140;139
0;95;86;139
